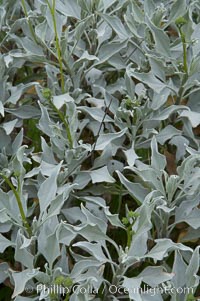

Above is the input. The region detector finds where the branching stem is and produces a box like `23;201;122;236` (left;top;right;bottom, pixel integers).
46;0;65;93
1;174;32;237
21;0;38;44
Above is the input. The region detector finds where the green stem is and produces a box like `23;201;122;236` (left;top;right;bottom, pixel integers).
21;0;71;78
182;35;188;75
21;0;38;44
46;0;65;93
1;174;32;237
175;73;188;105
179;28;188;75
127;225;133;249
50;100;73;148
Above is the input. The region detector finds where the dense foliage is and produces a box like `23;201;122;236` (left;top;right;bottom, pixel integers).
0;0;200;300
